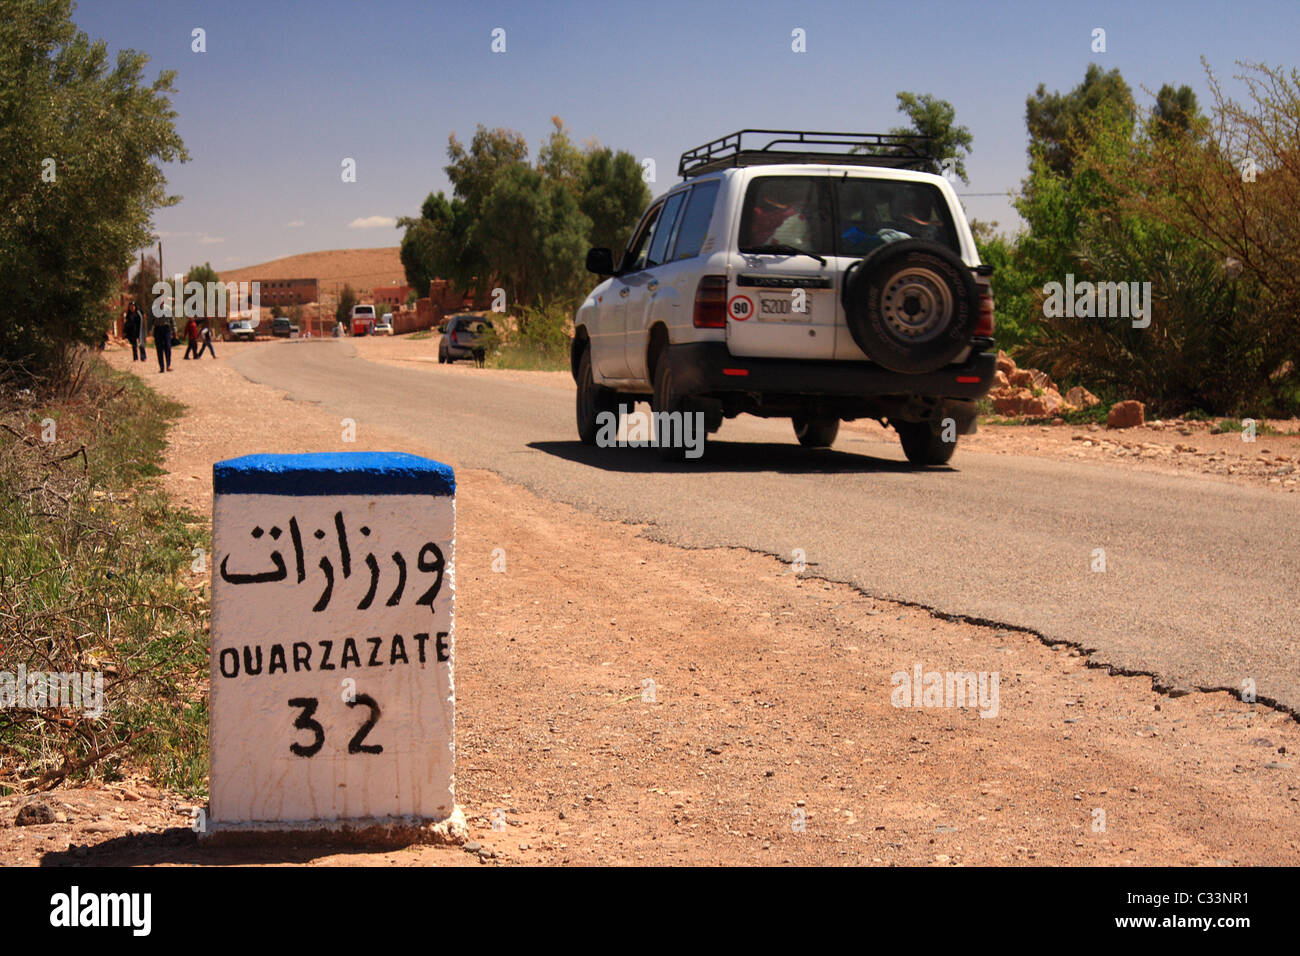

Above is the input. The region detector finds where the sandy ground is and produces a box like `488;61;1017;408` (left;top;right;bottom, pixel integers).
3;341;1297;867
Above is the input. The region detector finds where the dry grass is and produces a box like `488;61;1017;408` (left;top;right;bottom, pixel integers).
0;355;209;795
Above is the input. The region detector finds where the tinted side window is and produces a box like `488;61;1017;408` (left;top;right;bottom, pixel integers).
622;202;663;273
669;180;720;261
646;191;686;269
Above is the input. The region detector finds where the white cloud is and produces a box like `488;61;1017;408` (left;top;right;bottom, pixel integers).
199;235;225;245
285;220;305;228
349;215;396;229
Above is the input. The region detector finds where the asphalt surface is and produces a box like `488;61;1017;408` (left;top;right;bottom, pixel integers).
231;339;1300;715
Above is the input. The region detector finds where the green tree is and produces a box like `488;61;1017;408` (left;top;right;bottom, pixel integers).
183;262;219;318
399;190;477;296
537;116;585;195
445;125;530;221
474;164;591;312
441;126;530;295
0;0;188;374
1151;83;1203;139
404;122;647;318
335;284;356;326
399;212;437;299
1025;64;1133;177
889;92;973;183
185;262;219;287
580;147;650;256
973;230;1038;351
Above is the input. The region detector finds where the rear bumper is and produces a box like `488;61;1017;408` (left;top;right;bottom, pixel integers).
445;341;486;357
664;343;997;400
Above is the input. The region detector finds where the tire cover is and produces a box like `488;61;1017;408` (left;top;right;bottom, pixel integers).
842;239;979;374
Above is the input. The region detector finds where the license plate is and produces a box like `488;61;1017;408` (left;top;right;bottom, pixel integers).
757;296;812;323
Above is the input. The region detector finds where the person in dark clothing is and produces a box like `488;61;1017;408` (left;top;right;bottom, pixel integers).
123;302;143;361
152;308;175;372
196;319;216;358
182;317;200;359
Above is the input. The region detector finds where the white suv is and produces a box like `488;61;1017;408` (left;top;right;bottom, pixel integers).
571;130;997;463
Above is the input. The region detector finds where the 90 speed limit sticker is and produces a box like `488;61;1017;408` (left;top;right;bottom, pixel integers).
727;294;754;321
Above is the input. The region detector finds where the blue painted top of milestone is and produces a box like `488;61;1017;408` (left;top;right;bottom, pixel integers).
214;452;455;497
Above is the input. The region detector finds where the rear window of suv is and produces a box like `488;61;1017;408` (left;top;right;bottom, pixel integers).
738;176;960;258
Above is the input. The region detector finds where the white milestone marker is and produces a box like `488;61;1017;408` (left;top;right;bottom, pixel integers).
206;452;460;843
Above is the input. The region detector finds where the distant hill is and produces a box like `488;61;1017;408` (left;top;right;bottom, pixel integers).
220;247;407;299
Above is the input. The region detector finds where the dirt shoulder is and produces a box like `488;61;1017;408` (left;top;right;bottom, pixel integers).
4;343;1296;867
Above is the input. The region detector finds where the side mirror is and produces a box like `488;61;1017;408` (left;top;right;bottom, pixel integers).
586;248;615;276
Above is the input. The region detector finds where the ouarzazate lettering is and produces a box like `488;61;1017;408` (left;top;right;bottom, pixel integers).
217;631;450;679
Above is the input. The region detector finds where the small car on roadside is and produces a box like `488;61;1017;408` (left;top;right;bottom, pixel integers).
271;316;299;337
374;314;394;335
226;319;256;342
439;315;494;366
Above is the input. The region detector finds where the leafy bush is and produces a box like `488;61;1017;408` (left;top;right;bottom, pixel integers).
1011;63;1300;417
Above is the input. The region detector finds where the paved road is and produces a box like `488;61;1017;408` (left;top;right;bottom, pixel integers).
232;340;1300;714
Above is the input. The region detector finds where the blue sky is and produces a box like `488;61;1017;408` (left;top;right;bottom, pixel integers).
71;0;1298;275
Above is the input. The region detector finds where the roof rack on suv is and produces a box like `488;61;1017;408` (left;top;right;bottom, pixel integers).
678;129;936;179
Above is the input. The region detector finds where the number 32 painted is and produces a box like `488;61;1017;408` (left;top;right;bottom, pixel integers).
287;695;382;757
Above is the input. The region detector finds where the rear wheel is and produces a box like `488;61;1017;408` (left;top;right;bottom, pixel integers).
793;416;839;448
895;420;956;466
576;348;618;445
652;357;698;462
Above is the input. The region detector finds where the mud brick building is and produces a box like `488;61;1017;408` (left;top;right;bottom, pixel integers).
373;283;412;308
250;278;320;307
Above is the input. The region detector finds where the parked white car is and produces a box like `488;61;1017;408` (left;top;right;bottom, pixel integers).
572;129;997;462
374;313;394;335
226;319;256;342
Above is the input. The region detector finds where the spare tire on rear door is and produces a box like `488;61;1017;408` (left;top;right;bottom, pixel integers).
842;239;978;374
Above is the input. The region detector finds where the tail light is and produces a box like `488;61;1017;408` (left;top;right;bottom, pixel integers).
450;329;459;343
975;283;995;337
693;275;728;328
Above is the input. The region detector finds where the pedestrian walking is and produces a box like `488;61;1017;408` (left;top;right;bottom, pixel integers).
124;302;144;361
152;308;175;372
196;319;216;358
183;316;200;360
